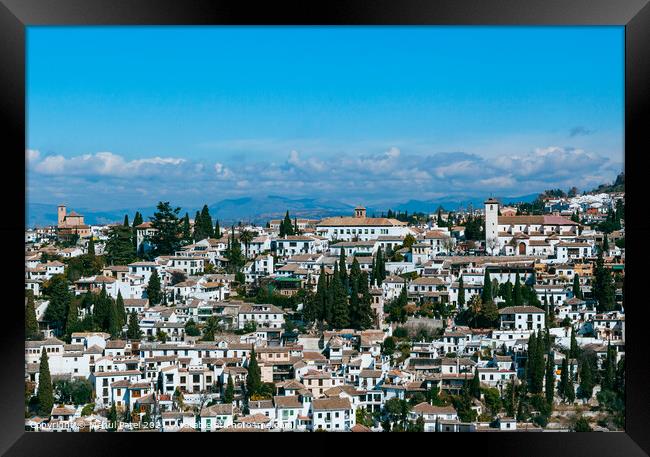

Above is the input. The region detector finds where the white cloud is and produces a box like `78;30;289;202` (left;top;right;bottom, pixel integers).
31;151;187;178
26;149;40;162
214;162;234;179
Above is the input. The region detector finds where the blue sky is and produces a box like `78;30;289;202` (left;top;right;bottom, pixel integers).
27;26;624;210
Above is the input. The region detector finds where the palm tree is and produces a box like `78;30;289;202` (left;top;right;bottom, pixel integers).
239;229;254;259
202;316;222;341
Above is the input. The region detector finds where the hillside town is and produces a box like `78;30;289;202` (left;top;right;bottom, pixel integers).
24;183;625;432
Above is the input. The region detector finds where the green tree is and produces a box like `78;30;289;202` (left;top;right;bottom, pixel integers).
558;357;569;401
402;234;416;250
107;403;118;431
43;275;72;334
239;229;254;258
572;274;582;299
184;318;201;337
132;211;143;252
115;290;126;328
503;378;518;417
545;352;555;405
180;212;192;245
279;210;295;237
482;387;502;417
382;336;396;356
123;214;130;227
37;350;54;416
458;276;465;309
25;291;40;340
578;355;594;400
330;263;350;329
469;368;481;399
513;273;523;306
224;226;245;274
246;346;262;396
126;311;141;340
105;225;136;265
573;416;591;432
224;375;235;403
214;220;222;238
198;205;214;240
132;211;143;227
427;384;446;406
108;299;122;338
593;249;615;313
481;270;492;304
87;237;96;257
149;201;182;256
146;269;162;305
65;296;79;337
569;327;580;359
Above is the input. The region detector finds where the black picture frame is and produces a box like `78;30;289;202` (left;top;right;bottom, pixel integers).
1;0;648;455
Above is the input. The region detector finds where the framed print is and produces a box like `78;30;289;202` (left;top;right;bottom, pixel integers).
1;0;649;455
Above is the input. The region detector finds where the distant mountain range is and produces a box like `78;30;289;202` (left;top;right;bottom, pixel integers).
26;193;540;228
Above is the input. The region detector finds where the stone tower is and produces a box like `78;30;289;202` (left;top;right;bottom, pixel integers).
354;206;366;218
484;197;499;255
57;204;67;227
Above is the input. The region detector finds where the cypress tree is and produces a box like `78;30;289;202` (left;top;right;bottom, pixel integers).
458;276;465;309
349;279;360;329
558;357;569;401
593;249;615;313
315;265;328;323
37;350;54;416
470;368;481;399
533;331;546;393
123;214;129;226
87;237;95;257
545;352;555;405
570;327;579;359
199;205;214;239
246;346;262;396
25;291;40;340
181;212;192;244
224;375;234;403
127;311;142;340
193;210;203;241
280;211;294;237
513;273;522;306
527;332;538;389
214;220;221;238
339;249;348;289
132;211;143;251
481;270;492;304
374;246;385;286
116;290;126;328
357;271;374;329
44;275;72;334
132;211;143;227
601;344;616;392
572;274;582;299
602;235;609;253
108;300;121;338
578;356;594;400
330;263;350;329
147;269;161;305
65;297;79;337
107;403;118;431
565;363;576;403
